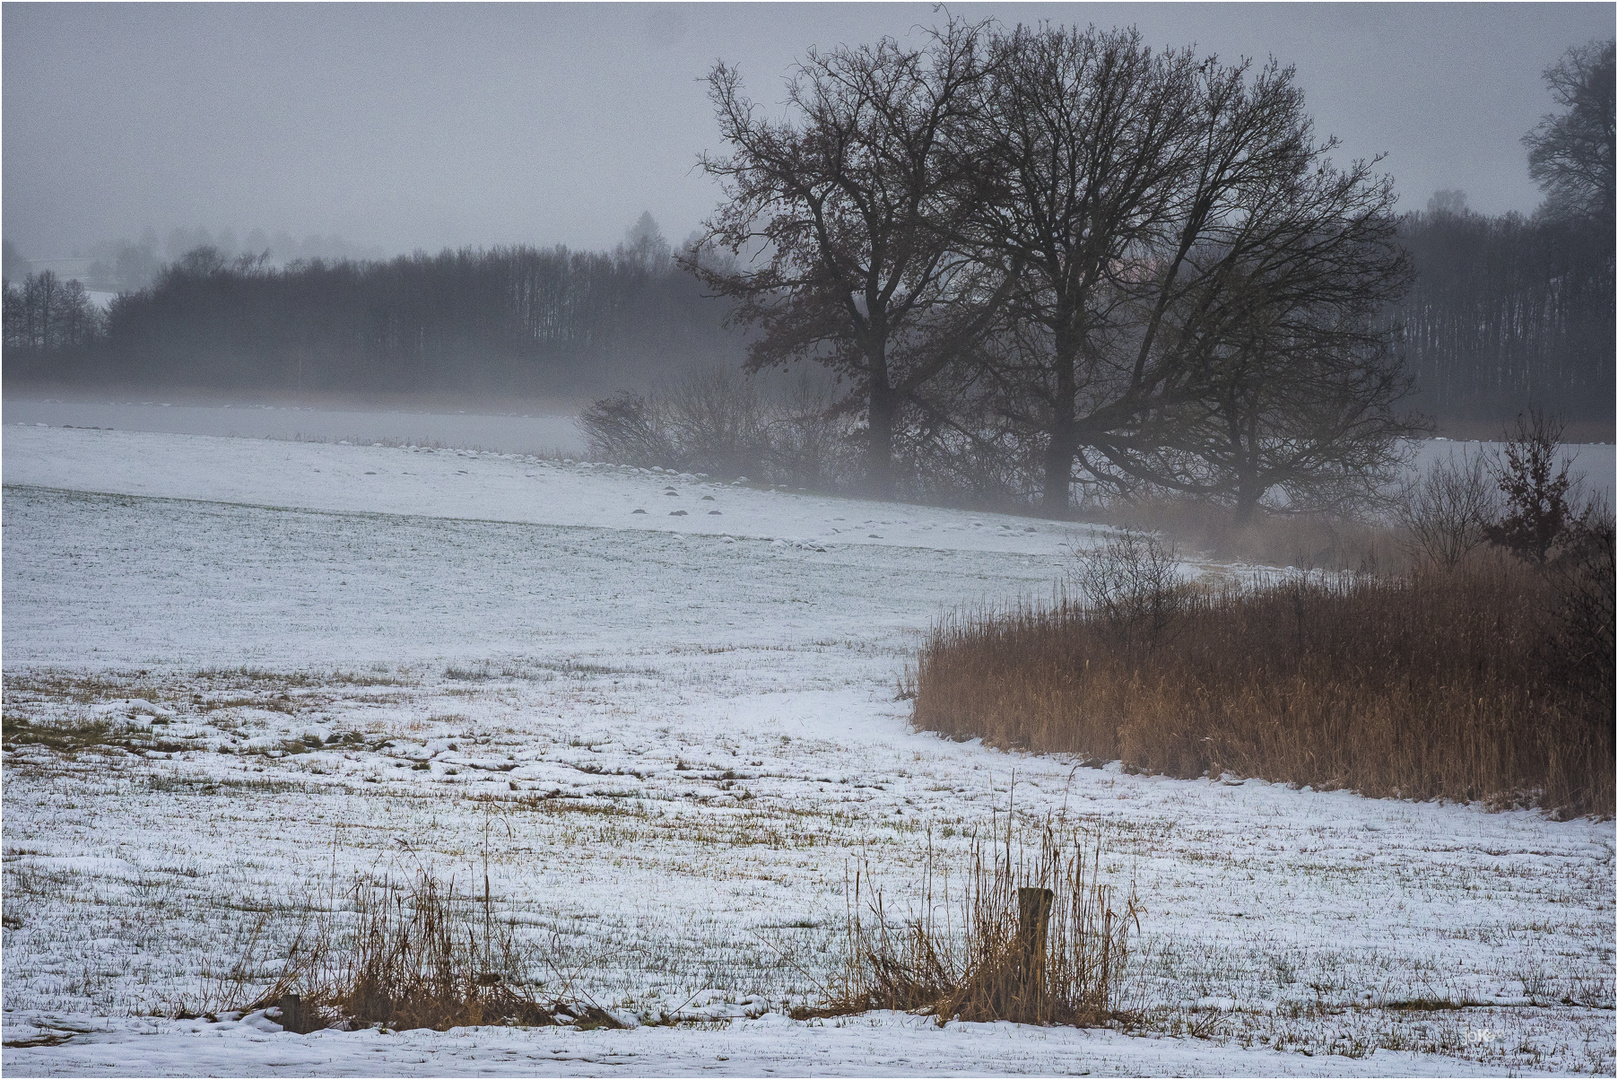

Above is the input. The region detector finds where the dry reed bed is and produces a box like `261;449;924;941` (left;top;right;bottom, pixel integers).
914;558;1613;815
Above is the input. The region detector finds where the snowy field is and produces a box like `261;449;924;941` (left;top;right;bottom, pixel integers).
4;398;586;458
6;395;1613;502
1413;438;1614;505
2;423;1613;1076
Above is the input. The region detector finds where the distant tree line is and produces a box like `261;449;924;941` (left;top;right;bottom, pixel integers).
4;218;744;395
1394;39;1614;428
3;269;104;353
1395;203;1612;424
1404;40;1618;430
2;229;387;295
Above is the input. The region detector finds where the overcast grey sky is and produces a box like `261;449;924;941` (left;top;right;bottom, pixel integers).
4;3;1613;261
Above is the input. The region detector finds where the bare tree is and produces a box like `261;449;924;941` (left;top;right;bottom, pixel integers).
1136;155;1418;522
688;20;994;497
967;27;1413;517
3;270;103;353
2;239;29;283
1171;315;1416;522
963;25;1201;513
617;212;672;274
1523;39;1615;225
1394;449;1498;569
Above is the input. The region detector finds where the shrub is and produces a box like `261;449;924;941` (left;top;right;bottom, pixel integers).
1071;531;1188;644
578;390;676;470
1542;497;1617;734
580;364;858;486
1485;409;1575;564
1394;448;1498;569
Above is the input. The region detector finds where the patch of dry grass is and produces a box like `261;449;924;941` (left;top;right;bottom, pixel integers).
224;866;614;1032
914;551;1613;815
806;820;1138;1026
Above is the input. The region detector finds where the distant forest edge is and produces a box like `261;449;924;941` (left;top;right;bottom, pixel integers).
4;208;1610;429
1397;203;1612;428
2;221;744;399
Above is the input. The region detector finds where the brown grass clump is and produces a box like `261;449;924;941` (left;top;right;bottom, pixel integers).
1097;493;1412;575
808;820;1138;1026
246;866;609;1032
328;869;564;1030
914;545;1613;815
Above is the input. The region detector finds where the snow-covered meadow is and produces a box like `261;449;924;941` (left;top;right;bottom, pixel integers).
2;422;1613;1076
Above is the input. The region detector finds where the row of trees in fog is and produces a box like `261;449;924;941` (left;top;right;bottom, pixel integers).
5;221;741;395
1393;39;1615;427
1396;203;1612;423
2;229;382;295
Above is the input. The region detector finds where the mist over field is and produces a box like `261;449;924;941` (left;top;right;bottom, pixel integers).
3;5;1613;1077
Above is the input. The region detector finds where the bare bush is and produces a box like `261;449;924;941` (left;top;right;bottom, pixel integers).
581;365;857;486
578;391;676;469
1394;450;1498;569
1071;531;1187;642
813;821;1138;1026
655;367;777;479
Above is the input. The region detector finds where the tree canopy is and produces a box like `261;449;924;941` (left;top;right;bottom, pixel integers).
694;21;1415;514
1523;38;1616;226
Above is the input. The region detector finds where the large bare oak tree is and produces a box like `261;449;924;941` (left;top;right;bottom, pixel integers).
688;22;992;497
967;27;1414;515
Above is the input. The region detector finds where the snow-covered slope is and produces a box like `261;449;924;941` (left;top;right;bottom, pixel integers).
3;425;1093;554
3;424;1612;1077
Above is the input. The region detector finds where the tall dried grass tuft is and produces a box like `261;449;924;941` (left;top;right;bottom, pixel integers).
915;545;1613;815
247;866;604;1031
330;868;563;1029
813;820;1138;1026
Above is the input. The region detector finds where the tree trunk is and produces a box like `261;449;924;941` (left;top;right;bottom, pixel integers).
867;379;897;499
1042;335;1079;516
1233;474;1264;524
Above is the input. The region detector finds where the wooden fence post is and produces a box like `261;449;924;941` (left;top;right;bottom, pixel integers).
1016;886;1054;1011
279;992;304;1034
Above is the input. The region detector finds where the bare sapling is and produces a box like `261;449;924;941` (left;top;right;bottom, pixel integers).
1071;530;1187;644
1394;449;1498;569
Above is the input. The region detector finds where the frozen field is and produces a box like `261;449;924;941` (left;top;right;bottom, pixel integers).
8;396;1612;502
4;398;586;457
2;424;1613;1076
